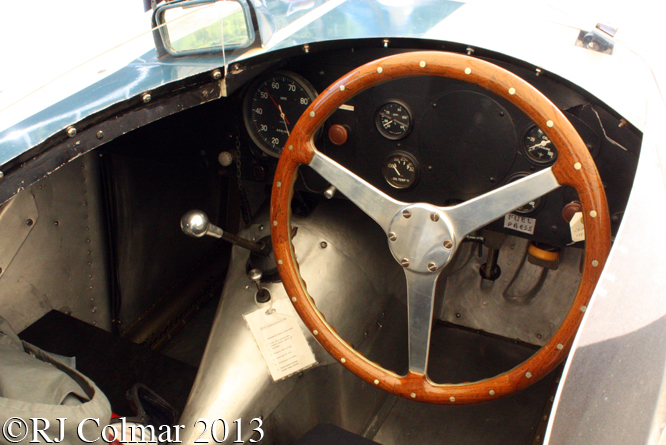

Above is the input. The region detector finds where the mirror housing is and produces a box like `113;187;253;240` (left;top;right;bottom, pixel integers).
152;0;259;57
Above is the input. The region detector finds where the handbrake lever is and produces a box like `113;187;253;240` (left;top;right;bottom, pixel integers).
180;210;268;256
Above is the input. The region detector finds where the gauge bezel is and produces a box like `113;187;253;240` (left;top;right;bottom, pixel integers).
522;124;558;165
375;100;413;141
381;151;420;190
243;71;318;158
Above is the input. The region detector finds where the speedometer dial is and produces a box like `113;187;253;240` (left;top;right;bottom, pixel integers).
243;71;318;157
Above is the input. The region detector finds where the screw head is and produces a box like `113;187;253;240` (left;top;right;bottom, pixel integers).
96;130;104;139
212;69;222;79
402;209;412;218
142;93;152;103
427;262;437;272
443;239;453;249
66;126;77;137
430;213;440;222
400;258;410;268
388;232;397;241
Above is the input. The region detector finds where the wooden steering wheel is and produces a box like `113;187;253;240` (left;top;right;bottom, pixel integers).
270;51;610;404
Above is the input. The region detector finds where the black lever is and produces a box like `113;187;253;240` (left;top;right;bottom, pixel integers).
180;210;267;256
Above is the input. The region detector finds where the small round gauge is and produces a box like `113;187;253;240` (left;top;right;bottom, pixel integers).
523;126;557;165
243;71;318;157
382;152;419;189
375;101;412;140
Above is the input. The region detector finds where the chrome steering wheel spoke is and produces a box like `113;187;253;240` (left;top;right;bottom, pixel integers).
309;150;406;233
443;167;560;239
405;269;441;375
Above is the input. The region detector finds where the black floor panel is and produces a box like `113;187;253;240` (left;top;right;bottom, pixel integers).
373;322;558;445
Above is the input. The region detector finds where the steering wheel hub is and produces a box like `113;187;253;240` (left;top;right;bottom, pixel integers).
387;204;455;273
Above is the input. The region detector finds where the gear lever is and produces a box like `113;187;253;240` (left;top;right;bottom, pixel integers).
180;210;267;256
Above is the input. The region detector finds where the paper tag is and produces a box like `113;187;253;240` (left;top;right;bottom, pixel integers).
504;213;536;235
244;298;317;381
569;211;585;242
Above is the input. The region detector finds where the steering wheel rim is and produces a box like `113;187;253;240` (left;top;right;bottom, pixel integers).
270;51;610;404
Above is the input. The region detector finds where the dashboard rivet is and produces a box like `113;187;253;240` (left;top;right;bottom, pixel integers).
277;181;282;187
526;372;532;379
430;213;440;222
341;358;346;363
574;162;582;170
377;67;383;74
96;131;104;139
309;111;315;117
313;330;318;335
388;232;397;241
401;258;410;268
288;145;293;150
580;306;587;312
509;87;516;95
547;120;554;127
489;390;496;396
374;379;380;385
592;260;599;267
319;241;328;249
590;210;597;218
402;209;412;218
273;220;278;226
292;297;297;302
142;93;151;103
278;260;283;265
427;262;438;272
557;344;564;350
419;61;426;68
66;126;77;137
411;393;416;398
339;85;345;91
212;69;222;79
450;397;455;402
464;68;471;75
443;240;453;249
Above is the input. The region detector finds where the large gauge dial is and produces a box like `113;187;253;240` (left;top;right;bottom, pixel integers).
243;71;318;157
382;152;419;189
375;100;412;140
523;126;557;165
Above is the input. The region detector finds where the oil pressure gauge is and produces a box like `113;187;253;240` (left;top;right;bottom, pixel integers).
382;152;419;189
523;126;557;165
376;100;412;140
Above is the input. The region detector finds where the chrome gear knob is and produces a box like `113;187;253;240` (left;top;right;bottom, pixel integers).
180;210;210;238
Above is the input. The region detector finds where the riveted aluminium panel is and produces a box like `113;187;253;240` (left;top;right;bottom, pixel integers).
0;154;110;332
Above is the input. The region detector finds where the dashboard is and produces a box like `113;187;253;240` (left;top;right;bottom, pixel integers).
234;46;641;248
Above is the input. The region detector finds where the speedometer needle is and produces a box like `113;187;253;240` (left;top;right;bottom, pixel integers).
279;105;290;136
265;87;290;125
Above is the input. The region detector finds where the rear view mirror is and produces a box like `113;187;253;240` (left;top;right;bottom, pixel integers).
153;0;255;56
